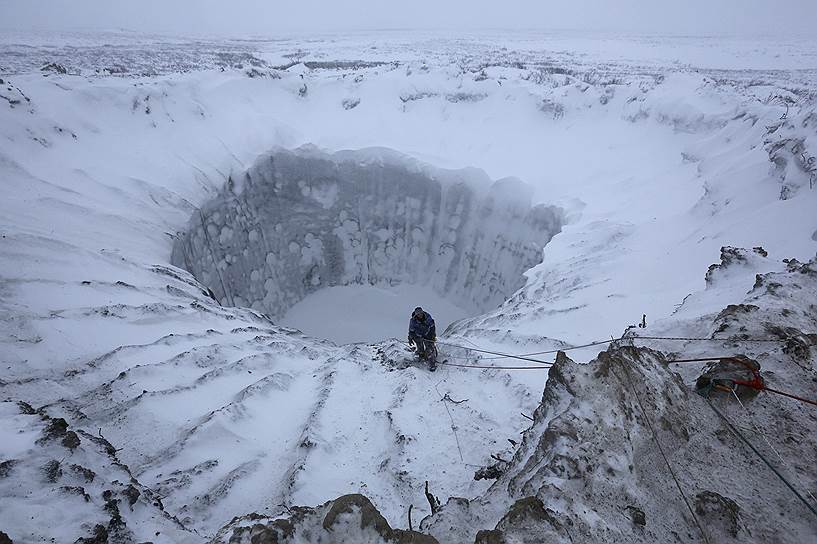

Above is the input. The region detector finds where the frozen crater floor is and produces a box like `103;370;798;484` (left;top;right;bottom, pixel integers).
279;284;469;344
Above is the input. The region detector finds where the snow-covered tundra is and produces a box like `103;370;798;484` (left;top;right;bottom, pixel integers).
1;31;816;543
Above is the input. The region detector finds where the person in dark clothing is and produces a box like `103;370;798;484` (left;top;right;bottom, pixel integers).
408;306;437;370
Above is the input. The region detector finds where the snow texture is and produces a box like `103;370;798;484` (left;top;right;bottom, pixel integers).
2;29;817;544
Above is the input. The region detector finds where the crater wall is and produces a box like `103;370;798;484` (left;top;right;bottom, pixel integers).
172;147;563;318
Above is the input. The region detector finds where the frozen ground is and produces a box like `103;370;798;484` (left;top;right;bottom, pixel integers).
1;29;816;543
280;284;470;345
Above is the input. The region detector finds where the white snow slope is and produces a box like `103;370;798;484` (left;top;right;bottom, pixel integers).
1;31;816;543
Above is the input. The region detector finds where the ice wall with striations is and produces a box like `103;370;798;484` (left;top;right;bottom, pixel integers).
172;147;564;319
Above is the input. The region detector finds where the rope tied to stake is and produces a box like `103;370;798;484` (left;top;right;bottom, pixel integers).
675;355;817;409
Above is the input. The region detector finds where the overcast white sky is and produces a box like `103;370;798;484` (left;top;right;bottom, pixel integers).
1;0;815;36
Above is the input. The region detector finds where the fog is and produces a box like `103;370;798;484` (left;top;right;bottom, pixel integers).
1;0;815;37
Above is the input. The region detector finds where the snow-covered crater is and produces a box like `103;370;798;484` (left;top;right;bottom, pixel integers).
172;147;564;326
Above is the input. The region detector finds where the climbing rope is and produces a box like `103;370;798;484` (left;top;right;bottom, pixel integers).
432;339;554;365
758;386;817;408
399;340;552;370
412;332;817;532
434;381;464;463
441;334;786;362
669;356;817;409
438;361;551;370
477;338;618;359
616;360;711;544
704;396;817;521
408;333;817;530
729;389;817;507
630;335;780;343
412;347;817;418
436;354;747;373
666;356;736;364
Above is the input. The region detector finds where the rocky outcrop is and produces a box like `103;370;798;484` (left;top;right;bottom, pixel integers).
421;253;817;544
172;147;563;317
424;342;816;542
473;496;571;543
0;402;197;543
705;246;769;285
221;494;438;544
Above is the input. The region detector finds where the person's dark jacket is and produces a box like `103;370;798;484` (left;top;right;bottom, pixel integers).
408;311;436;340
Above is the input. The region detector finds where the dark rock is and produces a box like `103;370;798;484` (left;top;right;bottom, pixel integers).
80;430;118;456
488;496;569;543
474;462;506;481
695;355;762;400
544;353;578;398
554;350;574;366
234;493;439;543
391;529;439;543
235;517;296;544
17;402;36;415
474;529;504;543
38;418;69;443
695;490;742;538
123;485;141;508
322;494;391;536
268;518;295;539
342;97;360;110
75;524;108;544
41;62;67;74
249;523;278;544
103;493;127;536
0;460;18;479
62;431;81;450
60;486;91;502
765;325;816;365
626;505;646;526
714;304;758;323
42;459;62;482
70;464;96;482
503;496;550;526
706;246;762;285
0;531;12;544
